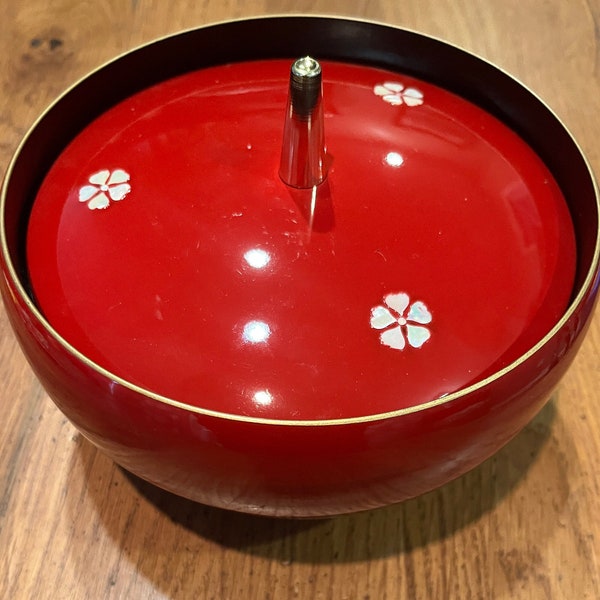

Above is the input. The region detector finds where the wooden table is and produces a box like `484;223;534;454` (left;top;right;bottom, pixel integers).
1;1;599;598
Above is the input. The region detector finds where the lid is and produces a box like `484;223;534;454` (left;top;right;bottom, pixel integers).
26;58;576;420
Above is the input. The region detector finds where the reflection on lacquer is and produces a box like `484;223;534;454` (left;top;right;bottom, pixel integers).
242;320;271;344
385;151;404;168
253;389;273;406
243;248;271;269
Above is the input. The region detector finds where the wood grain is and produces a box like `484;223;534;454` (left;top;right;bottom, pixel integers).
1;1;599;598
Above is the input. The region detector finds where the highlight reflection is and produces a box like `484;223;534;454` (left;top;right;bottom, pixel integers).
385;151;404;167
253;390;273;406
242;320;271;344
244;248;271;269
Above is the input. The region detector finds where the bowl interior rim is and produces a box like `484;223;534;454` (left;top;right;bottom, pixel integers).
1;15;599;426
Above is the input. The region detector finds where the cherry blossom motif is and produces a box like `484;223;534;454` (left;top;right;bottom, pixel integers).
78;169;131;210
374;82;424;107
370;292;432;350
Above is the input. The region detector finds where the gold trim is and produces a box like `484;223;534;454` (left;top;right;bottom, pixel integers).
1;15;599;427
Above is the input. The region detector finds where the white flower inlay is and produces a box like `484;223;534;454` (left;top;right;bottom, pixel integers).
370;292;432;350
374;82;424;107
78;169;131;210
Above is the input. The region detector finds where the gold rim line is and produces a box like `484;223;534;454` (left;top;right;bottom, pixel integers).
1;15;599;427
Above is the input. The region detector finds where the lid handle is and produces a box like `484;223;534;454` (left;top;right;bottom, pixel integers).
279;57;327;188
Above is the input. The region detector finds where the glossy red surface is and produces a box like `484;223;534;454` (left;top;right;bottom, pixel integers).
2;17;598;517
26;59;576;421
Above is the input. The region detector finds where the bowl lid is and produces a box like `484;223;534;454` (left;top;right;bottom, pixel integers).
26;58;576;420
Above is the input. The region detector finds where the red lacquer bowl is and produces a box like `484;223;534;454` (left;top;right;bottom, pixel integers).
1;17;599;517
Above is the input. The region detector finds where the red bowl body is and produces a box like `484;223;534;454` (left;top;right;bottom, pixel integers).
1;17;599;517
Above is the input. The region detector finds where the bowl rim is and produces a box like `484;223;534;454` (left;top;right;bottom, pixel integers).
2;14;599;426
